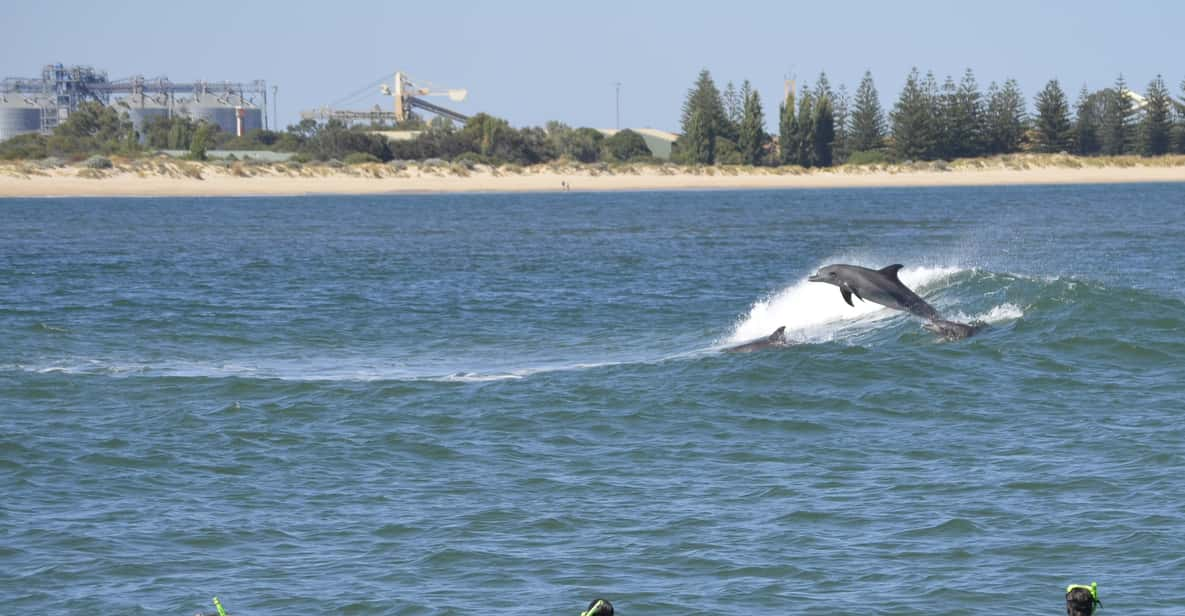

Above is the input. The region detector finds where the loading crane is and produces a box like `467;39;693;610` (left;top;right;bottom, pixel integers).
302;71;469;126
382;71;468;123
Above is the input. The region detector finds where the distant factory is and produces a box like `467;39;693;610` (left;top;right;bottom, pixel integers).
0;63;270;142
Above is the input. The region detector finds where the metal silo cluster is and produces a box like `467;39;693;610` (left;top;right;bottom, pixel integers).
1;63;269;143
0;96;44;142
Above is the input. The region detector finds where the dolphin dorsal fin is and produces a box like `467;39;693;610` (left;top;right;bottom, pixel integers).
879;264;905;280
768;326;786;340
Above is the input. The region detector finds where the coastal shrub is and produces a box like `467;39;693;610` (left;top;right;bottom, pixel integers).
47;102;139;157
344;152;381;165
300;119;392;162
452;152;485;167
84;155;113;169
603;129;652;162
178;163;203;179
844;150;887;166
0;133;49;160
16;163;47;177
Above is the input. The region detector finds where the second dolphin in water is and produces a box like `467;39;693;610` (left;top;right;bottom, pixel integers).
923;319;988;341
724;326;789;353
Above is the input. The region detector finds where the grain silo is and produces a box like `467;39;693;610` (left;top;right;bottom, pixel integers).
180;91;262;136
0;96;43;142
116;93;172;137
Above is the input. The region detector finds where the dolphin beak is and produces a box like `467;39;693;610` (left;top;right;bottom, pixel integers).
808;273;823;282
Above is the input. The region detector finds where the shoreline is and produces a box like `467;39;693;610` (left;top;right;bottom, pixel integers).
3;155;1185;198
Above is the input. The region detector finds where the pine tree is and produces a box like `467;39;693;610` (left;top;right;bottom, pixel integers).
795;86;815;167
1074;84;1102;155
937;75;959;159
1101;75;1134;155
1175;79;1185;154
723;81;742;128
985;79;1026;154
850;70;886;152
739;81;753;114
832;84;851;163
682;106;715;164
779;89;798;166
680;69;729;154
738;87;766;166
813;93;835;167
810;71;835;162
814;73;834;106
1141;75;1172;156
922;71;943;159
1033;79;1073;153
954;69;985;158
891;68;935;161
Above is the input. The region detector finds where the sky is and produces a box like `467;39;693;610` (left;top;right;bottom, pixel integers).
3;0;1182;132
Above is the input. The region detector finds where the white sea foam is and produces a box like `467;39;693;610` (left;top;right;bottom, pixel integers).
2;356;642;383
725;264;964;345
442;372;527;383
947;302;1025;324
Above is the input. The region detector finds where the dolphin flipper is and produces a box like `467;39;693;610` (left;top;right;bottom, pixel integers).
840;287;855;307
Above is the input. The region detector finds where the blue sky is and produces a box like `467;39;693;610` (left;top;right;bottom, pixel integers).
3;0;1181;132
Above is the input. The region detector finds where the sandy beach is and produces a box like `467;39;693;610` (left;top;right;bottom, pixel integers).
3;154;1184;197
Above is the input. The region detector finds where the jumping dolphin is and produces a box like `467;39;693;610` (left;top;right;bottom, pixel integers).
808;264;941;321
923;319;988;341
724;326;788;353
809;263;985;340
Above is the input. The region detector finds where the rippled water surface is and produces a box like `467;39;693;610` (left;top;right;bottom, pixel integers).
3;185;1185;614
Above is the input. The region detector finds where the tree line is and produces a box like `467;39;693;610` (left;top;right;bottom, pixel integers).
5;70;1185;165
0;102;657;166
675;67;1185;166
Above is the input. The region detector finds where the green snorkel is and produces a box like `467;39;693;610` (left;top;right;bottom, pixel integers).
212;597;228;616
581;598;610;616
1066;582;1101;608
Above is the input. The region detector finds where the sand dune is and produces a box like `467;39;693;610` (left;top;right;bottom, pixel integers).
3;155;1184;198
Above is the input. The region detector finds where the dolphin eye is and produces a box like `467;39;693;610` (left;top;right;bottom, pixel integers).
829;272;836;278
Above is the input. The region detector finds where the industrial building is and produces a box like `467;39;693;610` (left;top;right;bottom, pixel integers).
595;128;678;160
0;63;269;142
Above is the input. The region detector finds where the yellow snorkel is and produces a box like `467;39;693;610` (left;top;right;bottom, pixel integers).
581;599;610;616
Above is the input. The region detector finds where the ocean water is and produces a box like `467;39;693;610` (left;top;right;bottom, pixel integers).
2;184;1184;615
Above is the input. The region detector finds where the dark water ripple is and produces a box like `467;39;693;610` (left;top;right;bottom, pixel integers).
3;185;1185;614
